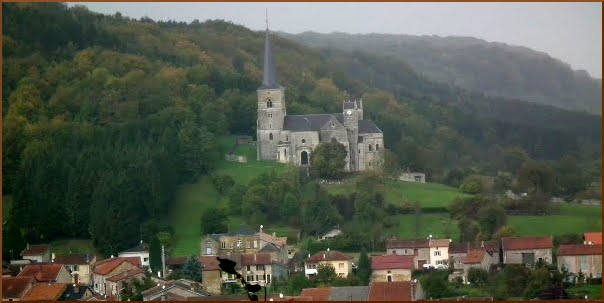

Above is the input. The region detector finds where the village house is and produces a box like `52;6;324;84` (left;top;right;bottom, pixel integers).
319;226;343;241
52;253;96;286
91;257;141;296
448;241;500;271
20;244;51;263
305;250;353;278
7;260;33;277
429;239;452;268
200;225;288;261
118;241;150;268
583;232;602;245
21;283;68;301
502;236;553;265
386;239;430;269
17;263;73;284
241;253;289;286
367;281;425;301
463;250;496;281
141;279;209;301
370;255;414;282
557;243;602;281
105;267;146;300
198;256;222;295
2;276;35;301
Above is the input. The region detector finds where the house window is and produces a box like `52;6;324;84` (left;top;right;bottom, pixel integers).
387;275;392;282
267;99;273;108
404;249;408;254
369;144;373;151
376;144;380;151
142;259;148;263
414;249;418;256
254;241;258;248
206;247;212;255
247;265;251;271
434;251;441;256
339;263;344;269
246;241;251;249
307;264;312;269
267;274;271;283
237;240;242;248
269;133;273;140
256;265;264;271
247;275;254;281
392;250;396;255
257;275;262;281
221;242;226;249
229;242;234;249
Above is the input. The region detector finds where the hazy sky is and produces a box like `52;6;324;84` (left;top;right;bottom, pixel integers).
74;2;602;78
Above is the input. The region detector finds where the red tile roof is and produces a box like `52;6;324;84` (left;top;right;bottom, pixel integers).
17;263;65;282
2;276;35;299
429;239;451;248
449;241;500;254
241;253;272;266
464;250;486;264
387;239;429;249
584;232;602;245
22;283;68;301
20;244;51;257
371;255;414;270
502;236;553;250
306;251;353;263
93;257;141;275
53;253;92;265
106;267;146;282
299;288;332;301
199;256;221;271
368;281;412;301
558;244;603;256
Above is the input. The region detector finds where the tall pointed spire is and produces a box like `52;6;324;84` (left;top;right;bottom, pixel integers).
261;10;279;89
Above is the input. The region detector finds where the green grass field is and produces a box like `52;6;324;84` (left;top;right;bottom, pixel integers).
390;213;459;240
508;204;602;236
50;239;98;255
324;178;469;210
566;284;602;300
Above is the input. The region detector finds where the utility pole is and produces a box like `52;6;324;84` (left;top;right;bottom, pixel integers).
161;245;166;278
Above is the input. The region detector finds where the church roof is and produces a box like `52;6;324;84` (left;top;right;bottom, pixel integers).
260;28;280;90
358;120;382;134
283;114;382;134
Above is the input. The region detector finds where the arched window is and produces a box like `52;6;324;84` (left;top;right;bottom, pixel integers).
269;133;273;140
267;99;273;108
369;144;373;151
376;144;380;151
301;151;309;165
302;139;306;144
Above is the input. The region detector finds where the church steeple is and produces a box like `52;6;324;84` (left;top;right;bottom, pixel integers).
261;13;279;89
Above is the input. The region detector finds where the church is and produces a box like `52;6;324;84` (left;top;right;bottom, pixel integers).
256;26;384;172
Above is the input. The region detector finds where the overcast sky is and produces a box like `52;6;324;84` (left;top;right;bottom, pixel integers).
74;2;602;78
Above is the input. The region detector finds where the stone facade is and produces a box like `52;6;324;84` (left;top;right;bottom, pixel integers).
256;28;383;171
371;269;412;282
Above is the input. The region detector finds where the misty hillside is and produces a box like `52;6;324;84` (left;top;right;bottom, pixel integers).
279;31;602;115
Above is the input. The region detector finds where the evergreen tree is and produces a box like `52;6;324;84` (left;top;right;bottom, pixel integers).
357;249;371;286
149;234;162;274
182;255;203;282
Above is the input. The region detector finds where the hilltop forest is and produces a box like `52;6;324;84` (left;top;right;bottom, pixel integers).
2;3;602;257
280;31;602;115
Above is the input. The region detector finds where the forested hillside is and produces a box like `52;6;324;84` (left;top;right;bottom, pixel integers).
2;3;601;257
280;32;602;115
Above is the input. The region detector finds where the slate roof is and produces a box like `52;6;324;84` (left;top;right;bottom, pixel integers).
387;239;429;249
59;285;94;301
449;241;500;254
558;244;603;256
260;29;280;90
20;244;51;257
119;242;150;253
358;119;382;134
306;250;353;262
53;253;92;265
300;287;332;301
502;236;553;250
22;283;67;301
283;114;335;132
258;242;281;253
584;232;602;245
464;250;487;264
371;255;414;270
329;286;370;301
2;276;35;299
17;263;65;282
141;280;209;300
368;281;413;301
